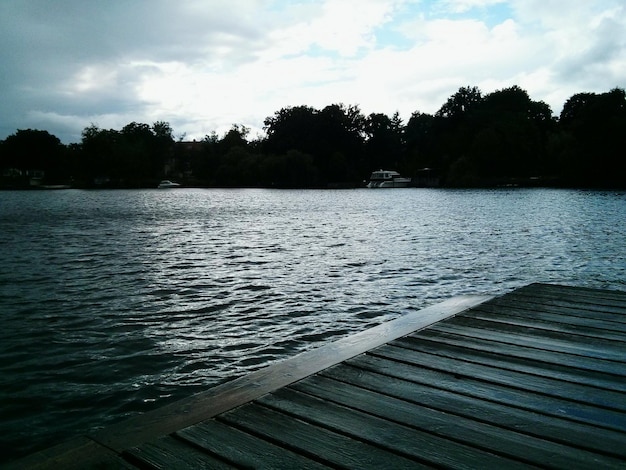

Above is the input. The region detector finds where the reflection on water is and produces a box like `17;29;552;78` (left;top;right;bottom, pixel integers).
0;188;625;462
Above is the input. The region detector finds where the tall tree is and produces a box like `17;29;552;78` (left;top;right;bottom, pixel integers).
263;104;365;185
263;105;319;157
317;104;365;182
435;86;483;120
430;86;484;184
118;122;157;182
558;88;626;186
470;85;554;180
1;129;66;184
364;112;404;172
1;129;63;171
152;121;176;178
219;124;249;153
404;111;435;172
80;124;116;183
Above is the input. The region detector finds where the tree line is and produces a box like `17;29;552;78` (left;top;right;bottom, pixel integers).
1;85;625;189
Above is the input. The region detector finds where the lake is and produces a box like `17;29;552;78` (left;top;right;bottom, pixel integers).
1;187;625;463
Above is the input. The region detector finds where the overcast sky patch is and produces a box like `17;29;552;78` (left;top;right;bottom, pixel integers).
1;0;624;143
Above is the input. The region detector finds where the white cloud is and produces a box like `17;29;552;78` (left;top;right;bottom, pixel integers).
440;0;507;14
0;0;624;142
264;0;400;59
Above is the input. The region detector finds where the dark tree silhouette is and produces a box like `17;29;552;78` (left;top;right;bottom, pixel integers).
435;86;482;119
263;105;319;157
2;86;625;189
364;112;404;172
470;86;555;180
0;129;67;185
426;86;484;185
557;88;626;186
77;121;175;187
404;111;435;172
263;103;366;185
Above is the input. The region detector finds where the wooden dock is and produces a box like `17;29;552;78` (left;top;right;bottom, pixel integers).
9;283;626;469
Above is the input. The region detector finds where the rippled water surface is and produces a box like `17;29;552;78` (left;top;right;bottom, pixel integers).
1;188;625;462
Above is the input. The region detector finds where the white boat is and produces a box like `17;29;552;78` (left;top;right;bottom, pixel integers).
157;180;181;188
366;170;411;188
41;184;72;190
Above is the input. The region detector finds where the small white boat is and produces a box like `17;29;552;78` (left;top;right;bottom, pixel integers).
366;170;411;188
41;184;72;190
157;180;181;188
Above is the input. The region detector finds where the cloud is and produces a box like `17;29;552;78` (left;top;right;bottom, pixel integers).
440;0;508;15
0;0;273;140
0;0;624;143
554;9;626;84
273;0;398;57
506;0;626;105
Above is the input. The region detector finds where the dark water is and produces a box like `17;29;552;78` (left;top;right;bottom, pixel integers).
1;188;625;462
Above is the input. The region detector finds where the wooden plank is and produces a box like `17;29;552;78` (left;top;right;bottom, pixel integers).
219;402;426;469
393;335;626;391
516;283;626;304
176;419;329;469
320;363;626;460
495;285;626;317
485;299;626;326
496;285;626;305
257;387;532;469
124;436;235;469
372;344;626;413
517;282;626;299
446;312;626;347
433;318;626;362
472;296;626;325
468;302;626;335
346;353;626;431
290;374;626;468
409;328;626;385
466;305;626;341
88;294;491;452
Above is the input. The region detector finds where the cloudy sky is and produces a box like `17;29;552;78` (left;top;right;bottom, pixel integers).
1;0;624;143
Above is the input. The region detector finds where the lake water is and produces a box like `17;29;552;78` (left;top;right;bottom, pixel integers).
1;188;625;462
